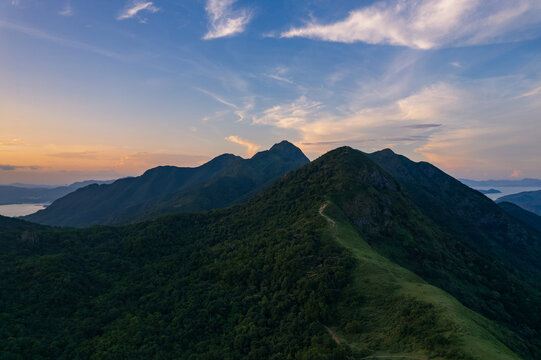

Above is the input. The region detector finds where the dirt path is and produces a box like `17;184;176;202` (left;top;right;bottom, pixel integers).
319;203;335;227
323;325;341;345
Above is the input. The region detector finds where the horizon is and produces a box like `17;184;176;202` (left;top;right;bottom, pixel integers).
2;0;541;184
2;140;541;187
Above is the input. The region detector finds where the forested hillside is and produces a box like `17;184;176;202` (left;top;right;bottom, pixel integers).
2;147;540;359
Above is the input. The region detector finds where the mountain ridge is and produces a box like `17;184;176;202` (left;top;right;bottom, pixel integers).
24;141;309;227
2;145;541;358
497;189;541;216
4;145;541;358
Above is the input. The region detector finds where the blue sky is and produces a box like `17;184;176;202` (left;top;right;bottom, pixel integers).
1;0;541;184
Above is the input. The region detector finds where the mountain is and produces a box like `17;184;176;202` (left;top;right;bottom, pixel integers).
0;180;114;205
478;188;501;194
2;146;540;359
460;178;541;187
497;190;541;216
367;149;541;278
24;141;310;227
498;201;541;233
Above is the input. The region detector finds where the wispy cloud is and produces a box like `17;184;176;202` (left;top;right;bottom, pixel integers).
253;96;323;129
225;136;260;157
59;1;73;16
196;87;238;109
0;164;40;171
0;138;25;147
265;74;295;85
48;151;99;159
0;20;126;60
402;123;442;129
250;83;466;159
203;0;251;40
281;0;541;49
117;1;159;21
515;84;541;99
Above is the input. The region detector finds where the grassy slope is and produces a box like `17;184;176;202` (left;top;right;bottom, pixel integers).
322;202;520;360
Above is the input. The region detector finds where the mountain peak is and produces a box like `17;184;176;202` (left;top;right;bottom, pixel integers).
269;140;300;153
253;140;310;163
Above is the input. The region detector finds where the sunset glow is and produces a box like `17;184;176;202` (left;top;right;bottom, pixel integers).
1;0;541;184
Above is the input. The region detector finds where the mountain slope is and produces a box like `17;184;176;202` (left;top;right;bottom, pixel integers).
367;149;541;277
2;146;539;359
498;201;541;232
24;141;309;227
497;190;541;216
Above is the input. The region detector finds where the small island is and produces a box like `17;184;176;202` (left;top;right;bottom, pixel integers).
479;188;502;194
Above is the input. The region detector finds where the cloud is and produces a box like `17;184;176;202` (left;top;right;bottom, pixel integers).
253;96;323;129
302;135;431;146
59;1;73;16
48;151;99;159
0;20;126;60
402;123;442;129
203;0;251;40
117;1;159;21
265;74;295;85
196;88;238;109
281;0;541;49
511;170;521;178
515;84;541;99
225;136;260;157
252;83;459;149
0;138;25;147
0;164;40;171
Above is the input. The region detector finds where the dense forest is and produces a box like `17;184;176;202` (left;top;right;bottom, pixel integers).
1;147;540;359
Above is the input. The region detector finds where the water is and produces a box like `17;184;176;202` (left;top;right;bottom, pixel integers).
0;203;48;217
472;187;541;201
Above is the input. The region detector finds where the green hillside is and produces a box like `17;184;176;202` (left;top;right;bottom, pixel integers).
2;147;540;359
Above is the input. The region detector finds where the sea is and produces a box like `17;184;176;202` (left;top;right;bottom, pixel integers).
0;203;48;217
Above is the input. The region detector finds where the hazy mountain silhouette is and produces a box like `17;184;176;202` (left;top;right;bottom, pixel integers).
0;180;114;205
24;141;309;227
497;189;541;216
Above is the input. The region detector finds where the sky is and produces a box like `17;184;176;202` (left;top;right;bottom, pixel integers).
1;0;541;185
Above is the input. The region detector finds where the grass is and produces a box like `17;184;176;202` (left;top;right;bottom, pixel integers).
321;201;521;360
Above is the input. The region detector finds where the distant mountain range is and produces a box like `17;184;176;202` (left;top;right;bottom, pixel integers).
497;190;541;216
0;180;114;205
3;144;541;359
478;188;501;194
460;178;541;187
24;141;309;227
